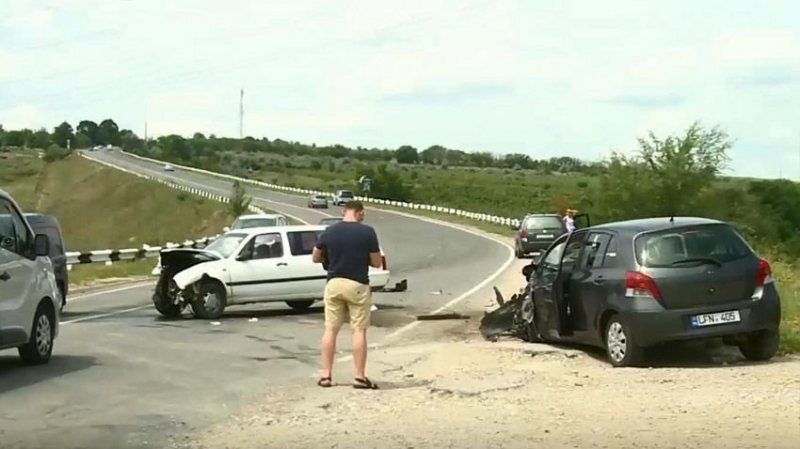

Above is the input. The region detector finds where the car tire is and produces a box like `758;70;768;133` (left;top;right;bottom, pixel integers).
286;300;314;311
604;315;644;367
152;279;183;318
18;301;55;365
514;243;524;258
191;280;227;319
737;329;780;362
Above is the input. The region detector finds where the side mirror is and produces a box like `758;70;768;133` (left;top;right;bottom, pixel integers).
34;234;50;257
522;263;536;278
236;251;250;261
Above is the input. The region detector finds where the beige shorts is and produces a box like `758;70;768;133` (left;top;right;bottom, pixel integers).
323;277;372;329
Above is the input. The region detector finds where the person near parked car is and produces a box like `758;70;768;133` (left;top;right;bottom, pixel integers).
311;200;382;389
563;208;577;233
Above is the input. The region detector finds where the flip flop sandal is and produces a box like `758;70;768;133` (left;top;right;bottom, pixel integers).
353;377;379;390
317;377;333;388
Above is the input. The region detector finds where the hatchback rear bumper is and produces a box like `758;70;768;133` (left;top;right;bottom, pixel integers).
519;239;555;253
619;285;781;347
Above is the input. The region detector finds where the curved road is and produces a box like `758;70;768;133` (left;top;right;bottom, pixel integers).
0;149;511;449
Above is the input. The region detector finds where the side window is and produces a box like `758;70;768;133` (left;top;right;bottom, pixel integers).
251;233;284;260
600;236;618;267
560;235;586;273
287;231;323;256
0;200;31;257
582;233;612;269
541;241;566;271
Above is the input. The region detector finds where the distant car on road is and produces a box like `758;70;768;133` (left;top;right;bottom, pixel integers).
307;194;329;208
224;213;289;232
333;189;355;206
151;225;391;319
319;217;343;226
511;213;568;259
163;164;175;171
520;216;782;367
24;213;69;311
0;188;61;365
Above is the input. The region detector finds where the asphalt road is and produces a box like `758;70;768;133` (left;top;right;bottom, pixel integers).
0;150;512;449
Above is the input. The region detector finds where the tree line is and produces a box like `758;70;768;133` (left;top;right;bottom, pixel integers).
0;120;603;174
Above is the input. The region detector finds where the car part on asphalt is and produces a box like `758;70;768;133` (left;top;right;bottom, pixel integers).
416;312;469;321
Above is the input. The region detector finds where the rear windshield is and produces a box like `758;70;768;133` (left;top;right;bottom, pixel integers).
524;216;563;230
339;191;353;196
634;224;752;268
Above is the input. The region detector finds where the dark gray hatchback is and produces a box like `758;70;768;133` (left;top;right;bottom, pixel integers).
24;214;68;310
523;216;781;367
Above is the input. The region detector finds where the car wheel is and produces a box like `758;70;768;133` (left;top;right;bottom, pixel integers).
191;280;227;319
738;329;780;361
152;279;183;318
515;245;524;258
604;315;644;367
286;300;314;311
18;302;55;365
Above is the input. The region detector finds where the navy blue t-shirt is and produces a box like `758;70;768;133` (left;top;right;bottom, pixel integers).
315;221;380;285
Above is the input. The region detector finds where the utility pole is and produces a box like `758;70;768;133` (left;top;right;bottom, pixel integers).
239;88;244;139
144;121;148;146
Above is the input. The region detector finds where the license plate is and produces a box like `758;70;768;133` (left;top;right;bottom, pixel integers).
536;234;554;239
690;310;741;327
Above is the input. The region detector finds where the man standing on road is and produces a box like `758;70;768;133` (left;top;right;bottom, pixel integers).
312;200;382;389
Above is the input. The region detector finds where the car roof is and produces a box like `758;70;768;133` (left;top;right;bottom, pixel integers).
591;216;726;234
524;213;561;218
226;224;327;236
23;213;60;224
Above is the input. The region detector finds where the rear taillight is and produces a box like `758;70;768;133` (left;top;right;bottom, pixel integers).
625;271;662;300
520;230;527;239
381;255;387;271
755;258;773;286
752;258;773;300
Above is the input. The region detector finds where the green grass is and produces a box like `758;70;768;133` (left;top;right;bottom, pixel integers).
771;260;800;354
69;259;155;288
1;150;235;287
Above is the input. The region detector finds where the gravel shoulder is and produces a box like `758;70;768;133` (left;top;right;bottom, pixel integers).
183;251;800;449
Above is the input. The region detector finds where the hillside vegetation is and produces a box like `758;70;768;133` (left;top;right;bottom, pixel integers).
1;150;234;286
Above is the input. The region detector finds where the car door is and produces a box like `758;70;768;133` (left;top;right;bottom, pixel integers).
226;231;294;301
0;199;37;342
284;229;328;299
531;236;567;339
565;231;615;337
551;230;589;336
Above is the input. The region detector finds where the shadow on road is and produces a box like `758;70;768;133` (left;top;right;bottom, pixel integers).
0;355;98;394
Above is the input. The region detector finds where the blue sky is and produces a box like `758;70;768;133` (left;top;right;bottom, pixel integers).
1;0;799;180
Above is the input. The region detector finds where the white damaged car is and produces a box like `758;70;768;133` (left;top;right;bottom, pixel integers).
151;225;397;319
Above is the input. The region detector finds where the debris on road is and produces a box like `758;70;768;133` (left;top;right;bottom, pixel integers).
374;279;408;293
248;317;258;323
210;321;221;326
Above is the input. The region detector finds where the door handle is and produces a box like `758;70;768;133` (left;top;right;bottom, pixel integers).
0;271;10;282
277;262;288;267
592;276;605;285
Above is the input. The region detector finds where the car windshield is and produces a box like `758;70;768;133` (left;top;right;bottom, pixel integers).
204;233;247;258
635;224;753;267
232;218;279;229
525;216;563;230
339;191;353;197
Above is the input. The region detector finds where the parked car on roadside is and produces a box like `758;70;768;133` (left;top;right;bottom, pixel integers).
512;213;590;259
307;194;329;209
518;216;781;367
151;225;391;319
224;213;289;232
0;188;62;364
24;213;69;311
319;217;343;226
333;189;355;206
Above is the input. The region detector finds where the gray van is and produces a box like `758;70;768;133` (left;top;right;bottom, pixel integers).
24;214;69;310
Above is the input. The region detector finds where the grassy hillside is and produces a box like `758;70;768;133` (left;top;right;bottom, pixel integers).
1;150;235;286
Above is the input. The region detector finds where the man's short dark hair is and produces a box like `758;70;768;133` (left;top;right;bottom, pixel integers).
343;200;364;211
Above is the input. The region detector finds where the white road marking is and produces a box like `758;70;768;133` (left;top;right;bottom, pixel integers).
61;304;151;325
68;281;154;302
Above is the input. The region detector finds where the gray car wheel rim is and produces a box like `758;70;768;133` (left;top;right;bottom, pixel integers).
36;314;52;356
607;322;626;362
203;289;222;312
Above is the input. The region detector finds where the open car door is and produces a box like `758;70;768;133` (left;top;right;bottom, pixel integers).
547;230;589;337
573;213;590;230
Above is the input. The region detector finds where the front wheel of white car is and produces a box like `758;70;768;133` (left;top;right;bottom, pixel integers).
19;302;55;365
287;300;314;311
191;280;227;319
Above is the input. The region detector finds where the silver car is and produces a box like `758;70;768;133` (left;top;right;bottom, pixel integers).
307;194;329;208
